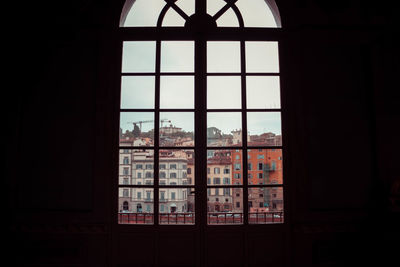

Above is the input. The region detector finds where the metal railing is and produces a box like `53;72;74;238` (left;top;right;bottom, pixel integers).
118;211;283;224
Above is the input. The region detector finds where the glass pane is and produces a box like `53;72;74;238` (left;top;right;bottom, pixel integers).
160;76;194;109
120;112;154;146
118;188;154;225
247;112;282;146
131;149;154;185
207;76;241;109
248;187;283;224
207;187;243;225
207;41;241;73
122;41;156;73
122;0;165;27
207;0;224;16
246;76;280;109
159;149;194;185
207;112;242;146
207;0;239;27
160;112;194;147
247;149;283;185
245;42;279;73
207;149;241;185
159;187;194;224
161;41;194;72
236;0;278;28
163;9;186;27
176;0;195;16
121;76;155;109
163;0;195;26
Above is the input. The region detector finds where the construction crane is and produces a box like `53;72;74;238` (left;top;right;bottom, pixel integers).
127;120;153;132
127;118;171;132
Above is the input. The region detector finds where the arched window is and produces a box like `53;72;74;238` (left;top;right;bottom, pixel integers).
118;0;284;226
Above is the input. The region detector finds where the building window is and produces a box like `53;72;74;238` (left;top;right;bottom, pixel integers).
258;163;263;170
123;189;129;197
118;0;284;226
146;164;153;169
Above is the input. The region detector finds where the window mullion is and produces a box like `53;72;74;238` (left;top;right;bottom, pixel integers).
195;37;207;226
240;39;249;225
154;39;161;225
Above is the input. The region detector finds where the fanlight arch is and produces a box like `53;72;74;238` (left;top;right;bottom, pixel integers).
120;0;281;28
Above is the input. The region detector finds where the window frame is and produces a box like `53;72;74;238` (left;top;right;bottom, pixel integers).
117;0;286;228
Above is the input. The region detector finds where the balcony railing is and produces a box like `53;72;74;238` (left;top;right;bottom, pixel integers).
118;211;284;224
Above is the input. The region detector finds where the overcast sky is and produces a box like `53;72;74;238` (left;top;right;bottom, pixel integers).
120;0;281;136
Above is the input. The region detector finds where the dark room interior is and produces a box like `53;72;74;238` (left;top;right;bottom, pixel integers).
4;0;400;266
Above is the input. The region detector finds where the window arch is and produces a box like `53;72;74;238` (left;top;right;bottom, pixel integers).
118;0;284;226
120;0;282;28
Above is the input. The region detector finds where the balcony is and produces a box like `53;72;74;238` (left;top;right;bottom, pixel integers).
118;212;284;224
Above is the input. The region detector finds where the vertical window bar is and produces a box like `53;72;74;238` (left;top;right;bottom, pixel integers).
240;39;249;225
195;38;207;227
197;0;206;14
154;39;161;225
195;36;207;267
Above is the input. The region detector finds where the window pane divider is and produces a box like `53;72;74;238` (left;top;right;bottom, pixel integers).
122;72;195;76
153;38;161;226
206;72;279;76
207;109;281;112
206;146;282;150
240;39;249;226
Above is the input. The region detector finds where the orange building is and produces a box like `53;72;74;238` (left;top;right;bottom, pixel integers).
231;148;283;212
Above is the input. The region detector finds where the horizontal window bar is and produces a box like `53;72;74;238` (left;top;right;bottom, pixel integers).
206;146;283;150
120;109;196;112
119;146;282;150
121;72;196;76
206;184;283;188
119;27;283;41
206;109;281;112
118;185;195;188
206;73;280;76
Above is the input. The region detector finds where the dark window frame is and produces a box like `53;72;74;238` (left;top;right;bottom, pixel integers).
117;0;285;227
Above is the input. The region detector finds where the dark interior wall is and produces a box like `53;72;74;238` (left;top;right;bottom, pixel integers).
4;0;399;266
